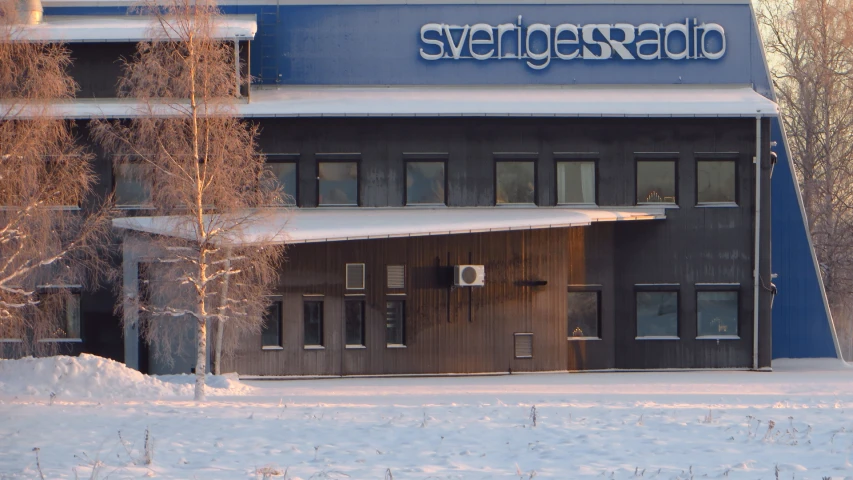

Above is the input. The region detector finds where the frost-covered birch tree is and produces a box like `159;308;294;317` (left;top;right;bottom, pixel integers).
92;0;284;400
0;0;111;355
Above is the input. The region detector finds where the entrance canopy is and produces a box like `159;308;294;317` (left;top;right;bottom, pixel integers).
112;207;666;246
11;15;257;42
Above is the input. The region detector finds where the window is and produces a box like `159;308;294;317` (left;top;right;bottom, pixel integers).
303;298;324;347
263;157;297;205
406;161;445;205
636;160;677;204
261;299;283;348
385;299;405;346
496;161;535;205
697;159;736;204
346;263;365;290
567;290;600;339
42;156;83;207
636;290;679;338
556;161;596;204
38;290;81;340
114;161;153;208
345;299;365;347
318;161;358;206
697;290;739;338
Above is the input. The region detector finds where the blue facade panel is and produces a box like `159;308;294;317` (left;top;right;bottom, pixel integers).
771;119;839;358
42;2;839;359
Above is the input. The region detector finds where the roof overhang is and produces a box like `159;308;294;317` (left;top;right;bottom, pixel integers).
30;85;778;119
10;14;257;42
112;206;667;247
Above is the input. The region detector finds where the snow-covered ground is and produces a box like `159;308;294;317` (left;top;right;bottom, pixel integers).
3;356;853;479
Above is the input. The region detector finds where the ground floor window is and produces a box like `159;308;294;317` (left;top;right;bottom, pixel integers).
114;161;153;208
567;288;600;339
261;298;283;348
303;298;324;347
385;298;405;346
697;290;739;338
345;298;366;347
636;288;679;338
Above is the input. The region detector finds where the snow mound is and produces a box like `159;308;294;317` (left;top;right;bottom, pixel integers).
0;354;252;399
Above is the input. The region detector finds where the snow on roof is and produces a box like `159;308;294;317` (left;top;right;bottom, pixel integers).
40;0;752;5
111;206;666;246
35;85;778;118
11;14;256;42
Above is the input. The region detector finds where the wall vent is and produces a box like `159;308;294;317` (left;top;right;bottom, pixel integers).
514;333;533;359
387;265;405;289
345;263;365;290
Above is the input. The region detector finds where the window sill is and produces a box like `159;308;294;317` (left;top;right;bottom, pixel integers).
406;204;447;208
303;345;325;350
696;202;738;208
637;203;679;209
0;339;23;343
114;205;155;210
386;344;407;349
635;336;680;341
567;337;601;341
317;204;358;208
38;338;82;343
345;345;367;349
261;346;284;351
496;203;538;207
696;335;741;340
556;203;597;208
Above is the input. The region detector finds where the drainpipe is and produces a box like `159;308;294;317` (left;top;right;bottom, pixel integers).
18;0;43;24
753;116;762;370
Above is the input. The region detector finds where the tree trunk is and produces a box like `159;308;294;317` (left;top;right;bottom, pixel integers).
213;250;232;375
195;316;207;401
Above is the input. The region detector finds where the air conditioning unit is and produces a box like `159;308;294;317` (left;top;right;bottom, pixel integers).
454;265;485;287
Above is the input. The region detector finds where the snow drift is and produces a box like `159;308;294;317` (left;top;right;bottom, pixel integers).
0;354;252;399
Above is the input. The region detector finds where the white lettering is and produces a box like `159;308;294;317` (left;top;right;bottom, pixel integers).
419;23;444;61
701;22;726;60
497;23;516;58
635;23;661;60
444;24;470;59
582;24;612;60
554;24;580;60
609;24;636;60
468;23;495;60
526;23;551;69
664;19;690;60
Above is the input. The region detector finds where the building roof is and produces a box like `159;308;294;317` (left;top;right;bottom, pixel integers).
41;0;751;6
11;14;256;42
35;85;777;119
112;206;667;246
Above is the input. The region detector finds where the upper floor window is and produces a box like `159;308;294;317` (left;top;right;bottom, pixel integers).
496;160;535;205
263;155;297;206
406;161;446;205
697;288;739;338
697;158;736;205
556;160;596;205
114;161;153;208
636;159;677;205
318;160;358;206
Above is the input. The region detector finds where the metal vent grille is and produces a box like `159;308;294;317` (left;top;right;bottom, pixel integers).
345;263;365;290
387;265;405;289
514;333;533;359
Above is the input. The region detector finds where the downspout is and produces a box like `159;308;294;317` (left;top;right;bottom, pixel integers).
753;116;762;370
234;39;241;98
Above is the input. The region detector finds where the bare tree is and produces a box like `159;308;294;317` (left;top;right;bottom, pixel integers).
92;0;285;400
0;0;111;355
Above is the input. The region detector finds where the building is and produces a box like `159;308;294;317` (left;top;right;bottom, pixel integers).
11;0;841;375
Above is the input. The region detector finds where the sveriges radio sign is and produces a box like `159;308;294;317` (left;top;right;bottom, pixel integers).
419;16;726;70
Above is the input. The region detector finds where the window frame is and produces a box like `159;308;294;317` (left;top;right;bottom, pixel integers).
634;284;680;340
403;156;448;206
261;296;284;350
554;154;598;206
634;155;679;206
112;157;155;210
36;286;83;343
695;283;741;340
316;155;360;207
262;153;299;207
695;154;739;207
566;285;602;341
302;295;325;349
385;295;407;348
344;295;367;348
494;155;538;206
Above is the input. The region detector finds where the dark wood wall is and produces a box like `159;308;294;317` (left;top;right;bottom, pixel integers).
218;117;771;375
